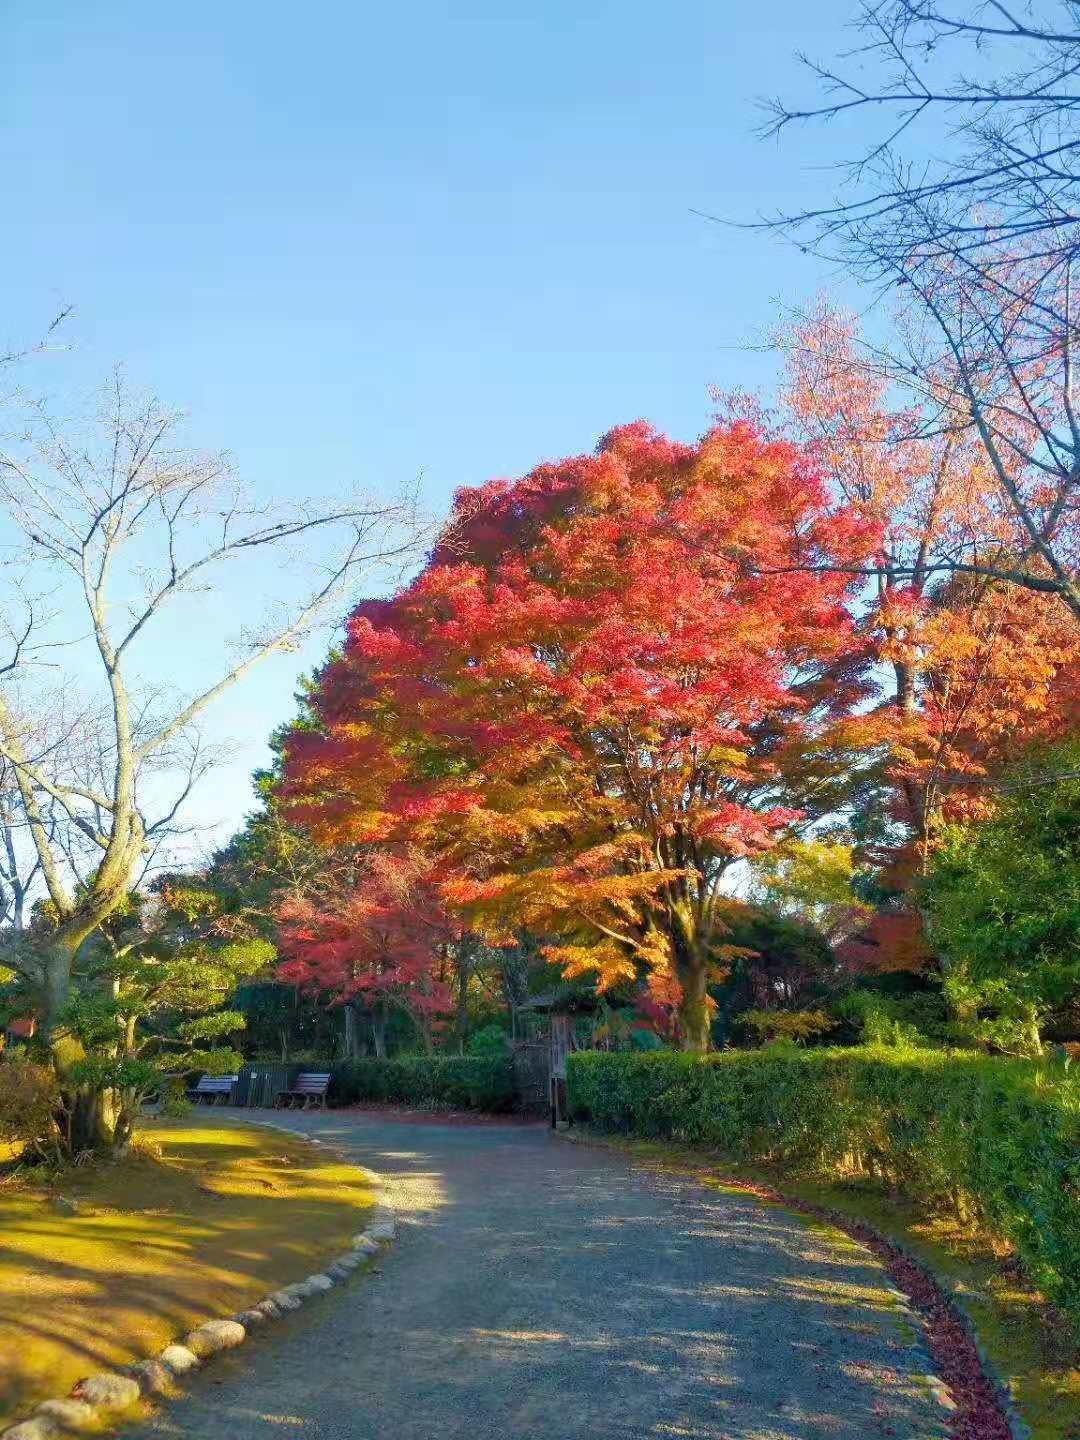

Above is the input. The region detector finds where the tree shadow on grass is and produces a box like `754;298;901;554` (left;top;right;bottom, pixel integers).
0;1119;375;1423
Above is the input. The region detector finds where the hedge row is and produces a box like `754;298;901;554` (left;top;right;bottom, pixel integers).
567;1048;1080;1330
329;1056;515;1112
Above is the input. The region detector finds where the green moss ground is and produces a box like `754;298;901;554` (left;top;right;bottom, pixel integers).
0;1116;373;1424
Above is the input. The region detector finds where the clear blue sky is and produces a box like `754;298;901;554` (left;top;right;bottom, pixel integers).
2;0;860;858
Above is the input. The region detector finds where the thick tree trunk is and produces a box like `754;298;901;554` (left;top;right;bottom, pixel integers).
678;955;712;1053
43;922;128;1157
668;897;714;1053
66;1087;118;1155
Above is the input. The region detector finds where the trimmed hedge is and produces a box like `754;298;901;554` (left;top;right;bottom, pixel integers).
567;1048;1080;1330
329;1056;514;1113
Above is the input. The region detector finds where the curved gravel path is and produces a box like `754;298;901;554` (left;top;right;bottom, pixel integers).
126;1112;950;1440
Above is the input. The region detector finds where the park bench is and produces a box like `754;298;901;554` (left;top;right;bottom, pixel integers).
186;1074;238;1106
275;1072;331;1110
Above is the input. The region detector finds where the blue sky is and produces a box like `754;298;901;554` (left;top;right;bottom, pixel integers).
2;0;861;858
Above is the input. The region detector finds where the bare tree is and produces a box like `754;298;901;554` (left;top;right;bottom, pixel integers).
753;1;1080;618
0;761;44;930
0;370;425;1148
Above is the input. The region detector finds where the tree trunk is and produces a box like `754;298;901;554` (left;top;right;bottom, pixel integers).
66;1086;116;1155
678;955;712;1053
112;1100;137;1156
455;968;469;1056
43;926;127;1157
372;1003;388;1059
1025;1006;1044;1057
343;1003;358;1059
43;938;76;1044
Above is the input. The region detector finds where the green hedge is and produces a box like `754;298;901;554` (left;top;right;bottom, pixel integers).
567;1048;1080;1329
329;1056;514;1113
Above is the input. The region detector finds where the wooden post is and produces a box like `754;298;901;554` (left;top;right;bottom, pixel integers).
550;1014;572;1127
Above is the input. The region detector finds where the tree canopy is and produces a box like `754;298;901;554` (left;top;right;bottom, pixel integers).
284;420;873;1049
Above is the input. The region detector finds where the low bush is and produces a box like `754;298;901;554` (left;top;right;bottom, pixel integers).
0;1055;63;1160
741;1008;835;1044
467;1024;511;1057
329;1055;515;1112
158;1079;194;1119
567;1048;1080;1332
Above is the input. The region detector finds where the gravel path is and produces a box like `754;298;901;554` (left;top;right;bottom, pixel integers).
126;1112;949;1440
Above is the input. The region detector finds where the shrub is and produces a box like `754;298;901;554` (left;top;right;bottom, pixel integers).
567;1048;1080;1331
0;1056;63;1158
741;1009;835;1045
329;1055;514;1112
831;991;928;1049
467;1024;510;1057
920;737;1080;1056
158;1078;194;1119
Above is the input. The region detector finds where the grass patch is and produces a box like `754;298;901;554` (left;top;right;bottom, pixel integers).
0;1115;374;1424
561;1126;1080;1440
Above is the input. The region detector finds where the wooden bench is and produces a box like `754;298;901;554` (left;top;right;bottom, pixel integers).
186;1074;238;1106
275;1072;331;1110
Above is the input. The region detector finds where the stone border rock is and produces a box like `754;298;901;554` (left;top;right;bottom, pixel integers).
1;1117;395;1440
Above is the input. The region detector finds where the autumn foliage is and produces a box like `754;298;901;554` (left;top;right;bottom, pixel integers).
780;302;1080;973
285;421;872;1049
277;849;452;1055
782;305;1077;747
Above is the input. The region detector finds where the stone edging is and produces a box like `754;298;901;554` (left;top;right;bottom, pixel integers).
1;1116;395;1440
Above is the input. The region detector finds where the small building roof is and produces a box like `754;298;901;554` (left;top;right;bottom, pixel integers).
516;986;600;1014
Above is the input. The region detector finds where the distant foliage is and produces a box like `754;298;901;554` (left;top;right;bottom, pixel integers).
741;1009;835;1045
466;1024;510;1057
780;306;1080;843
921;739;1080;1055
835;910;935;978
567;1049;1080;1333
720;907;835;1012
748;837;873;944
831;989;944;1049
277;848;453;1051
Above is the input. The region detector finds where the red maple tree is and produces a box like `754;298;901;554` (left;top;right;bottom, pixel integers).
277;849;452;1056
285;421;871;1050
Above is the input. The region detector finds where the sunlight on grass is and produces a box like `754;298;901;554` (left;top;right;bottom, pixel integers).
0;1115;374;1424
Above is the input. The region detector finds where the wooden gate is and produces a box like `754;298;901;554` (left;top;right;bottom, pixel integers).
510;1038;549;1112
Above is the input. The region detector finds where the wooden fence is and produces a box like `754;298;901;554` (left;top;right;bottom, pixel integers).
231;1064;308;1107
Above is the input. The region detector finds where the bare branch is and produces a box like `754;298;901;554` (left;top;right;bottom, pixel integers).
0;365;428;1017
745;3;1080;620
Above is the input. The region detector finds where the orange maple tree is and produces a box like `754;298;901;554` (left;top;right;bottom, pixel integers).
780;304;1080;848
284;421;871;1050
